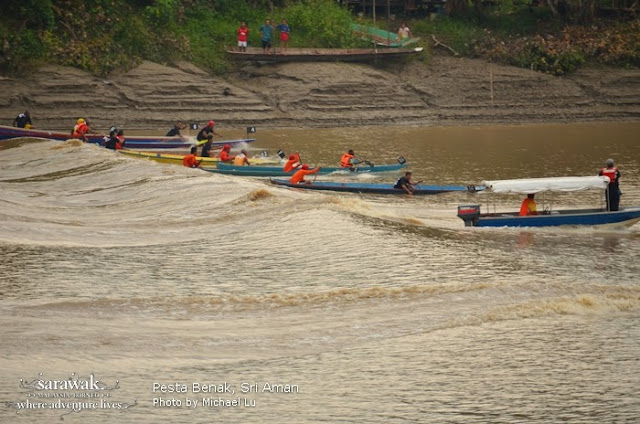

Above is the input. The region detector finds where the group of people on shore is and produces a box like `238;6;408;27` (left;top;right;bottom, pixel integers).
237;19;291;55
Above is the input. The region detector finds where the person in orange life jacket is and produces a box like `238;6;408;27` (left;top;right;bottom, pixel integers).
72;118;92;142
519;193;538;216
233;149;250;166
218;144;235;162
599;158;621;211
340;150;358;168
116;129;125;149
394;171;423;195
183;146;202;168
197;120;222;142
290;164;320;184
283;153;301;172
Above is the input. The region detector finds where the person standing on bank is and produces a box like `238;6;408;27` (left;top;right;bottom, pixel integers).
277;19;290;54
259;19;274;55
237;21;249;52
599;158;621;211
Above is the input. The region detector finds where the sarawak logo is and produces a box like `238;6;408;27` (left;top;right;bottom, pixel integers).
6;372;136;420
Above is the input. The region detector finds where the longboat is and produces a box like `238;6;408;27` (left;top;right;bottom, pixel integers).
270;178;481;195
225;47;423;63
203;161;407;177
457;176;640;228
0;125;254;150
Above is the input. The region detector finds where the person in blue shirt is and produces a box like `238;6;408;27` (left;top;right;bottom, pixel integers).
259;19;274;54
277;19;290;54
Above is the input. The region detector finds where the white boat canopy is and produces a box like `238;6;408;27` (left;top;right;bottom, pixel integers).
483;176;610;194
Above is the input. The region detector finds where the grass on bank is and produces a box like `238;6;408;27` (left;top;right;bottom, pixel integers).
0;0;637;77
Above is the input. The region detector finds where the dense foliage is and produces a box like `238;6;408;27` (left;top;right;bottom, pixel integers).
0;0;637;77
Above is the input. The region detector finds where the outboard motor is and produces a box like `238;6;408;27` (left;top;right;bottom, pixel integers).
457;205;481;227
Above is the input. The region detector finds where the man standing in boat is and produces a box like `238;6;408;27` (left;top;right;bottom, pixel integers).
197;120;222;142
599;158;621;211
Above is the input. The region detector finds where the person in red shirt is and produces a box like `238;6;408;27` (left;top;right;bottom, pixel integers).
237;22;249;52
218;144;235;162
183;146;202;168
283;153;301;172
290;164;320;184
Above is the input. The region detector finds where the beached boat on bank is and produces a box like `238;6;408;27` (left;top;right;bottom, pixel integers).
270;178;481;195
351;23;421;47
204;161;407;177
457;176;640;228
0;125;255;150
226;47;423;63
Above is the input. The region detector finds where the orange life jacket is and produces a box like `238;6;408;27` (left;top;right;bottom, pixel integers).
600;167;618;184
289;168;318;184
183;154;199;168
519;198;537;216
340;153;354;168
73;122;87;138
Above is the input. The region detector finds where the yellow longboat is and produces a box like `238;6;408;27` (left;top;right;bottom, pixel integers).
118;149;277;166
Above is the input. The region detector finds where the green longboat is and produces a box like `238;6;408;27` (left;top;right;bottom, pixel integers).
202;161;408;177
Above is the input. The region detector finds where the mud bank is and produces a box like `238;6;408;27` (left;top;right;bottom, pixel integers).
0;54;639;131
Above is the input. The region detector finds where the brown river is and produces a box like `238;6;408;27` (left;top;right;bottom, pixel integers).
1;121;639;423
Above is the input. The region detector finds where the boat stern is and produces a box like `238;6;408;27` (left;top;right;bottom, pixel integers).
458;205;481;227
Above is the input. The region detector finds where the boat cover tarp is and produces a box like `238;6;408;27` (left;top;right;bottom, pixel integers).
483;176;610;194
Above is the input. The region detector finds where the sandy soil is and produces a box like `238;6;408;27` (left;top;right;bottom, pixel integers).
0;54;638;131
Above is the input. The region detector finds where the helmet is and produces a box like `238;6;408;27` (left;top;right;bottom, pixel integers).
289;154;296;160
208;120;215;127
223;144;230;150
77;118;85;124
606;158;614;167
301;164;309;170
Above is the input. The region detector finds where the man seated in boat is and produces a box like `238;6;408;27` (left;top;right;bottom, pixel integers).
197;120;222;142
233;149;251;166
394;171;423;194
166;120;187;138
283;153;301;172
519;193;538;216
290;164;320;185
13;110;33;129
218;144;235;162
72;118;93;142
340;150;358;168
183;146;202;168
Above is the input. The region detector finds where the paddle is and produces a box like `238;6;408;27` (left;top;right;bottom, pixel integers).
397;156;406;165
356;157;374;167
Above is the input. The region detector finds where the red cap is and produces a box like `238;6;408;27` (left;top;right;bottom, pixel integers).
223;144;230;150
301;164;309;170
288;154;296;160
208;120;215;127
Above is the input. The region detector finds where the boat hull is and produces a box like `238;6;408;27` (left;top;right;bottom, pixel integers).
118;150;274;166
226;47;423;63
469;207;640;228
207;162;407;177
270;179;477;195
0;125;254;149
